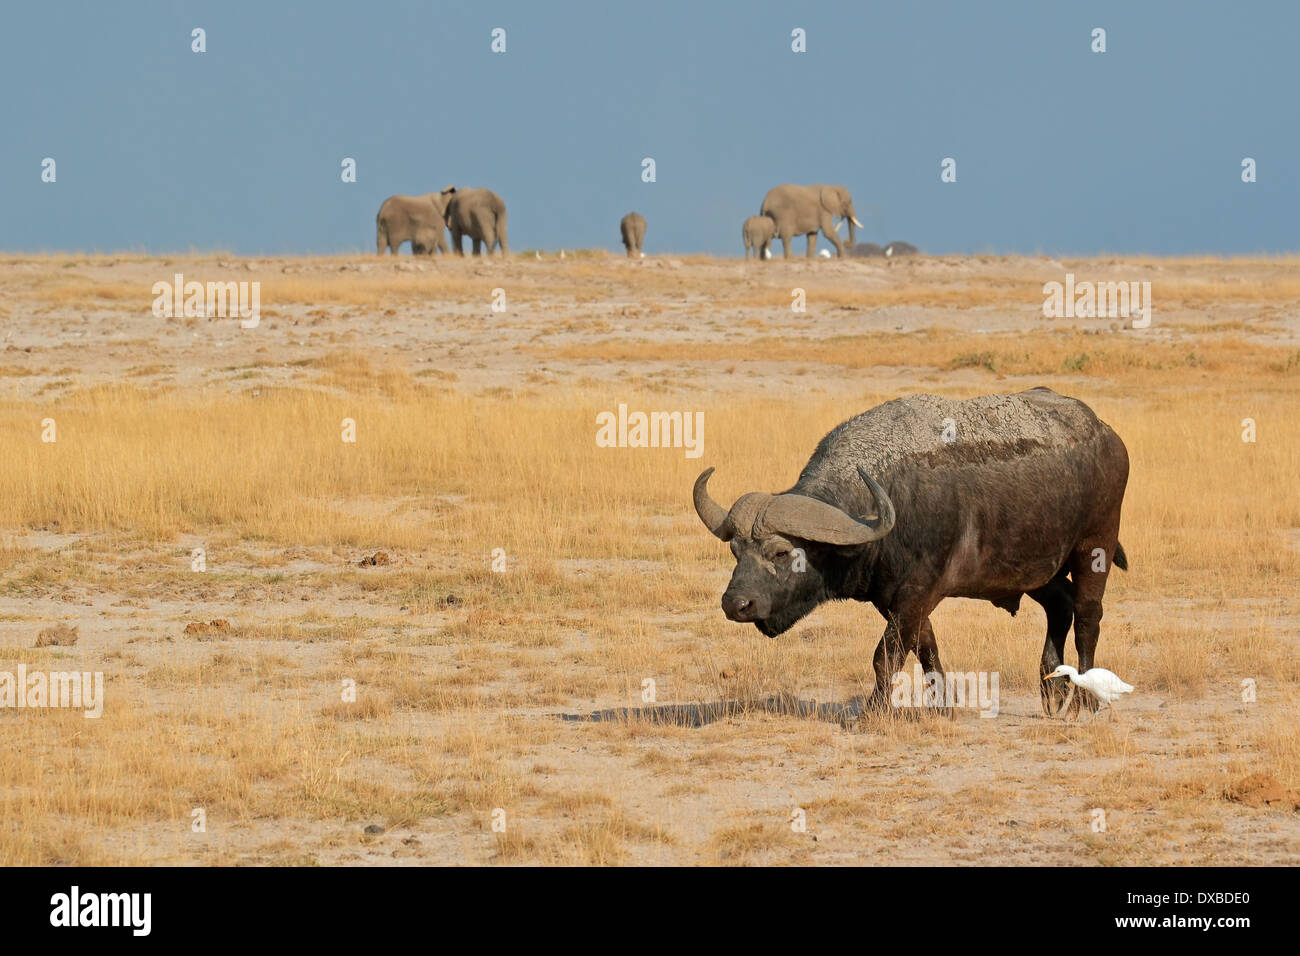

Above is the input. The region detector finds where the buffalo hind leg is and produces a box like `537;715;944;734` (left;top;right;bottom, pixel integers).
1029;570;1075;716
1068;542;1117;714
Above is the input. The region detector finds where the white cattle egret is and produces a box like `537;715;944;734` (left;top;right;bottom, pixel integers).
534;251;542;260
818;249;832;259
1043;665;1134;720
763;248;772;260
560;249;566;259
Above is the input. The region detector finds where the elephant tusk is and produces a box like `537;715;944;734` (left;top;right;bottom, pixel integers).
851;216;864;228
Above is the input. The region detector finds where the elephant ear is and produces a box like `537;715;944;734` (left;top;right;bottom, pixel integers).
818;186;843;213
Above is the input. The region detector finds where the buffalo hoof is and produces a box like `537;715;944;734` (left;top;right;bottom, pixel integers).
861;692;892;713
1041;674;1073;717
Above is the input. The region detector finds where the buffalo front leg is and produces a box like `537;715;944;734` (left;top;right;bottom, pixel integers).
865;620;905;710
866;610;926;711
916;618;954;718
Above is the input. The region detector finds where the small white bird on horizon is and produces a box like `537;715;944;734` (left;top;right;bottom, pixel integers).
818;248;832;258
1044;665;1134;721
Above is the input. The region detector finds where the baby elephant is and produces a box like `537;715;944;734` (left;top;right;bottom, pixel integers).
743;215;777;260
620;212;646;257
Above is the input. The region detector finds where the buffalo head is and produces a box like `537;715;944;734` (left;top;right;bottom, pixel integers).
693;466;895;637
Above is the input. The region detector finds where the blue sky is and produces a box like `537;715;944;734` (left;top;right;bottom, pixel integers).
2;1;1294;255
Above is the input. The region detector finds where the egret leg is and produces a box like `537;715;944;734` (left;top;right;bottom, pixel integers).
1060;683;1077;720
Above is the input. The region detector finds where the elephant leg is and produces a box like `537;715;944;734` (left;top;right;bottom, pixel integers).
471;237;483;256
819;213;844;257
474;212;495;255
781;234;793;259
451;230;464;256
805;232;818;258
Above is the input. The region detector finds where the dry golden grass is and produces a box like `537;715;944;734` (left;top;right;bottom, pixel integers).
1;254;1296;865
546;329;1300;385
10;251;1300;314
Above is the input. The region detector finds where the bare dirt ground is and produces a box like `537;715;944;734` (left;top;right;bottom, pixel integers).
1;251;1297;865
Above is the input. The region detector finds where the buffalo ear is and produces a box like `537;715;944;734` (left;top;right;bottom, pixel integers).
761;494;882;546
760;468;895;546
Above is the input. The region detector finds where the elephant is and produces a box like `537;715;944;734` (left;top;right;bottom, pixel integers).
620;212;646;257
444;187;509;256
760;184;864;259
376;187;455;255
742;215;777;260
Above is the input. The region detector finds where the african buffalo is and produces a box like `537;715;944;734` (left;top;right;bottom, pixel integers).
692;388;1130;714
